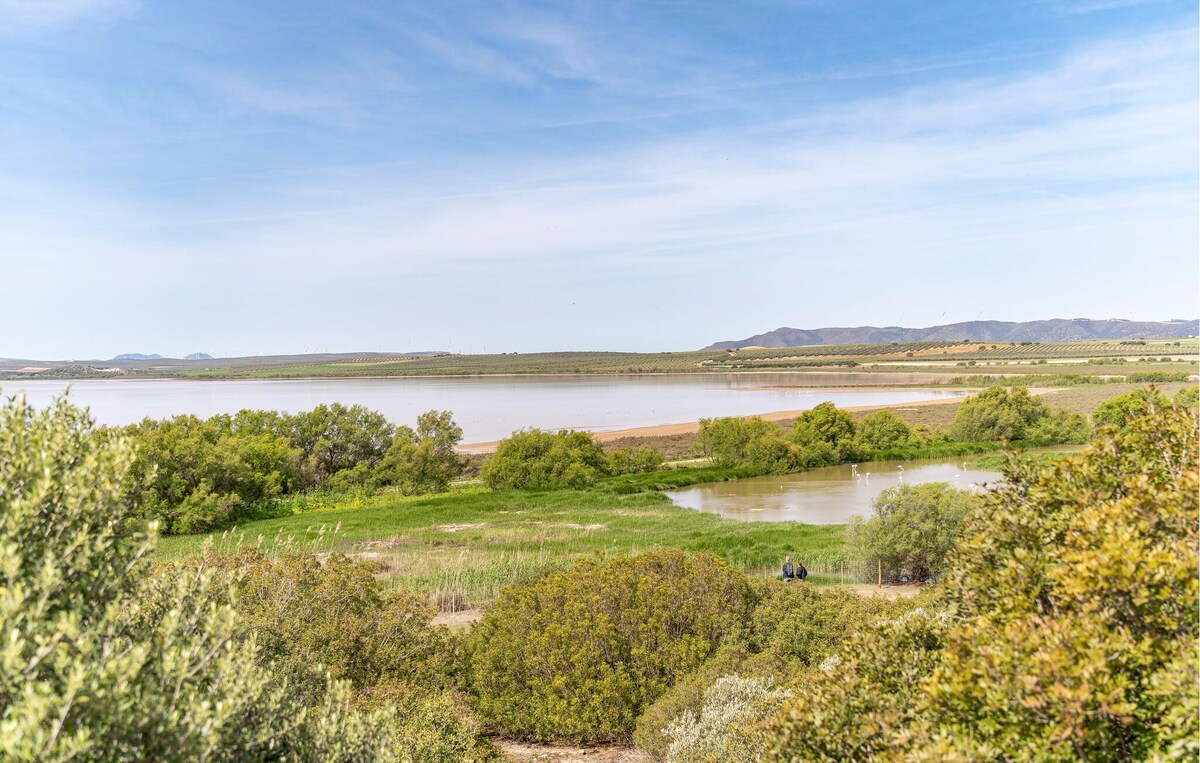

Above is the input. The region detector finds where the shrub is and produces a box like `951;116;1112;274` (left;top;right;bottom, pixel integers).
745;583;898;675
697;416;804;472
481;428;611;489
848;482;979;582
205;550;462;699
789;402;856;453
374;409;465;493
1125;371;1189;383
950;386;1046;441
1091;387;1171;430
1175;385;1199;410
0;394;417;761
664;674;788;763
607;445;666;475
287;402;395;479
1025;407;1090;445
468;550;755;742
853;410;911;451
124;414;303;533
769;401;1199;760
634;641;751;758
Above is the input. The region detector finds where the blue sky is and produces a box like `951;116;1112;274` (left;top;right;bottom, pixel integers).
2;0;1196;358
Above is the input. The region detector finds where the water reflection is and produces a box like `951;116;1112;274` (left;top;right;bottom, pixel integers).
667;458;1003;525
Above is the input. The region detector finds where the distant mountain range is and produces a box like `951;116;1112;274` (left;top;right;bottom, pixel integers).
704;319;1200;350
112;352;213;361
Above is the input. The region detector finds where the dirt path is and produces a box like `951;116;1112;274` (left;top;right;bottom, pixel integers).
496;741;649;763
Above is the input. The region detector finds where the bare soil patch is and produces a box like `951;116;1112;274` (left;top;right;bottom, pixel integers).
496;741;650;763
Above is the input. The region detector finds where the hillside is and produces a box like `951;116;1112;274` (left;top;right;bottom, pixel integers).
705;318;1200;350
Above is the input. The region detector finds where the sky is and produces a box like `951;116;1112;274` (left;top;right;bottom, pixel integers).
1;0;1197;359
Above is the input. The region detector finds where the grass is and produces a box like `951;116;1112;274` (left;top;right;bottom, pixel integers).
156;482;847;609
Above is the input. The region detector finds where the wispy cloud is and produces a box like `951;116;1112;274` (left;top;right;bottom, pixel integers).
0;0;138;26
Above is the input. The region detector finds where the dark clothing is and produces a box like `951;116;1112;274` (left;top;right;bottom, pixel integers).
782;561;795;580
797;564;808;582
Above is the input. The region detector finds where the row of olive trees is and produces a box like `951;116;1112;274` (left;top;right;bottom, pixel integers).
123;404;465;533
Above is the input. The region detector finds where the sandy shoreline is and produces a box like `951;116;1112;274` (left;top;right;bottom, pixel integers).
456;392;983;454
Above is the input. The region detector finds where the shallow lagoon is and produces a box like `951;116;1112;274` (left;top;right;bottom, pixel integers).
4;374;966;443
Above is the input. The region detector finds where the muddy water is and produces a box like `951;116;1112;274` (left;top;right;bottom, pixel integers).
667;457;1002;524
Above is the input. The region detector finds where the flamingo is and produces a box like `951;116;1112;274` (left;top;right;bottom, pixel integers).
897;464;904;481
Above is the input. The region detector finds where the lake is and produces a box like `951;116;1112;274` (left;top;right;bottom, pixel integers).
2;374;967;444
667;457;1002;524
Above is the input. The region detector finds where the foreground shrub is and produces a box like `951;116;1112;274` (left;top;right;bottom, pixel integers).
481;428;611;489
469;549;755;742
745;583;899;675
768;401;1198;761
664;674;788;763
634;641;752;758
848;482;980;582
206;550;462;700
635;584;899;758
0;395;415;761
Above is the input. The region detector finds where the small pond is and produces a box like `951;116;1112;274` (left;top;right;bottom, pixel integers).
667;457;1003;525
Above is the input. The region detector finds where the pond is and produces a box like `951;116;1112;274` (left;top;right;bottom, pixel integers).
667;457;1003;525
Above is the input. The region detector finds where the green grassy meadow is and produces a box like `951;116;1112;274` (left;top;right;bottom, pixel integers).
156;479;847;608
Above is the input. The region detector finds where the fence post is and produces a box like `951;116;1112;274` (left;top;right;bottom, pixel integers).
877;559;882;588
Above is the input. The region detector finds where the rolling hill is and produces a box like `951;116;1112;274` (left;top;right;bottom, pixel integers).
704;319;1200;350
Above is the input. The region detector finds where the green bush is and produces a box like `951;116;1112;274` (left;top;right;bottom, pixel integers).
0;394;425;761
697;416;803;472
1091;387;1171;430
1125;371;1189;383
789;402;857;457
481;428;611;489
468;549;755;742
635;583;900;758
950;386;1045;441
124;414;303;533
205;550;462;699
950;385;1088;443
848;482;979;582
769;401;1199;760
853;410;911;451
745;583;899;675
125;406;466;533
607;445;666;475
373;408;465;493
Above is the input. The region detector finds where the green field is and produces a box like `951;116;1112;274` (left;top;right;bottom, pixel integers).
157;479;848;608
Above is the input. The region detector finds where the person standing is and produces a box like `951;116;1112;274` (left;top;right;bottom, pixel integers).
782;556;795;582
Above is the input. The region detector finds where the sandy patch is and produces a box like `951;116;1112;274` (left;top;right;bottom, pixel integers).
438;523;487;533
496;741;650;763
850;585;922;600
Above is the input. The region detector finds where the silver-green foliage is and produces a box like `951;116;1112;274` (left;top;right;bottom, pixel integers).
0;395;406;762
664;674;788;763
